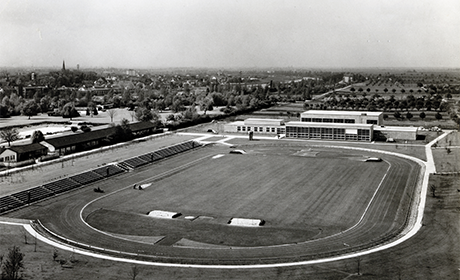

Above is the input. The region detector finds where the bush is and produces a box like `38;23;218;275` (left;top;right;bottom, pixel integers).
80;125;91;132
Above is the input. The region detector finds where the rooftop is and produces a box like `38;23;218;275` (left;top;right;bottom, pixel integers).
286;121;374;128
301;110;383;116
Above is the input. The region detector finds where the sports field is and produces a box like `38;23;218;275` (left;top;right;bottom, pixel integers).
4;140;421;264
86;146;389;247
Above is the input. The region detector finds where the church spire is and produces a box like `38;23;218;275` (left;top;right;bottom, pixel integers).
62;60;66;71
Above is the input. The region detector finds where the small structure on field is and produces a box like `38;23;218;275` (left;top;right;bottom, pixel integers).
228;217;265;227
148;210;181;219
366;157;382;162
229;149;246;154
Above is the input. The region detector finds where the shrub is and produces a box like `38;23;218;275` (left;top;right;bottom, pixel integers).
80;125;91;132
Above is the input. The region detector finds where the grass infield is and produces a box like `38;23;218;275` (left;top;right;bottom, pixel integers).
86;145;390;247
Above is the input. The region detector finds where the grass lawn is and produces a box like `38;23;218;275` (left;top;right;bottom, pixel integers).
432;131;460;173
86;146;388;247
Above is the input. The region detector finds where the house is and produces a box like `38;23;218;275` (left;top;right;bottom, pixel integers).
0;143;48;164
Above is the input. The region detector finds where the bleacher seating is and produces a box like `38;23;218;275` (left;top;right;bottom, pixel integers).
11;186;54;204
116;162;132;171
157;149;172;157
138;154;155;163
152;151;165;159
0;141;202;213
42;178;81;194
0;196;25;213
92;165;125;177
124;157;148;169
70;171;104;185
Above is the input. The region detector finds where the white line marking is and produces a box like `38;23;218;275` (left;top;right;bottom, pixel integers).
212;154;224;159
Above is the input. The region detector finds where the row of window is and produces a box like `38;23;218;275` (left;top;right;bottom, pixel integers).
286;126;371;141
0;155;16;162
300;118;378;125
237;126;285;133
301;118;356;123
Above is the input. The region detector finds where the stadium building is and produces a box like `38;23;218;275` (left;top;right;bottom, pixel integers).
223;118;286;135
299;110;383;125
224;110;418;142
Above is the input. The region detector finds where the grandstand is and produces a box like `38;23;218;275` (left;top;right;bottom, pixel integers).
0;141;201;214
0;196;24;213
70;171;104;185
42;178;82;194
11;186;54;204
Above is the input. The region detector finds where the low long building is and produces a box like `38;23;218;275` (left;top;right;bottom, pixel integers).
224;118;286;135
223;110;417;142
286;122;373;141
300;110;383;125
374;125;419;141
0;143;48;164
42;121;159;155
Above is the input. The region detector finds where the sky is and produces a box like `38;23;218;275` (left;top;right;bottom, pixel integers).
0;0;459;69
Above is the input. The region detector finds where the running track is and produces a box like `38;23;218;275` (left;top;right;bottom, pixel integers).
2;131;446;268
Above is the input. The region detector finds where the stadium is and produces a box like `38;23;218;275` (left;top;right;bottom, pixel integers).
0;131;429;266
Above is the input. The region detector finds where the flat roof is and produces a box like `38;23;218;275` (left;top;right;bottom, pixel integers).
374;126;418;132
226;121;245;125
301;110;383;117
244;118;284;125
286;121;373;129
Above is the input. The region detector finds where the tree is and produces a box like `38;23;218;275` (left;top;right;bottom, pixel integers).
21;100;39;119
406;112;413;120
435;112;442;120
166;114;175;122
419;111;426;120
107;109;117;123
2;246;24;280
39;96;51;113
61;103;80;120
430;184;436;197
31;130;44;143
0;128;20;146
107;118;132;143
135;107;154;122
129;265;140;280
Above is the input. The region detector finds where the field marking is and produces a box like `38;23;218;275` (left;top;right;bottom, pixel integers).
10;131;450;269
212;154;225;159
77;154;214;243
